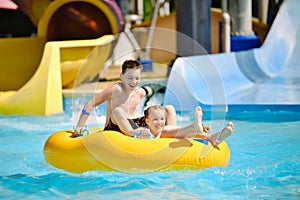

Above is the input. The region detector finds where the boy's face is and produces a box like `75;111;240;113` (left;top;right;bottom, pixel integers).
146;109;166;134
121;68;142;91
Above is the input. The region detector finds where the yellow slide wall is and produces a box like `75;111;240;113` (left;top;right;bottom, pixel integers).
0;0;121;115
0;35;115;115
0;37;46;90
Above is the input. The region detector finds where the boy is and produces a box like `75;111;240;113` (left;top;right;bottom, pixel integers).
74;59;176;136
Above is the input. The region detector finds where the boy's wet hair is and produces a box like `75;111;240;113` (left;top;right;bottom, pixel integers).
121;60;142;74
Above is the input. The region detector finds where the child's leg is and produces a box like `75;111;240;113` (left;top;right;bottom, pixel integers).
161;106;204;138
164;105;177;126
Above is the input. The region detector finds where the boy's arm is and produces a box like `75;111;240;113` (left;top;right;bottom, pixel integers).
111;87;147;137
74;84;117;136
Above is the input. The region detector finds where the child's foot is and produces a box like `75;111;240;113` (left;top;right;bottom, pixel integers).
207;122;234;150
216;122;234;145
193;106;204;133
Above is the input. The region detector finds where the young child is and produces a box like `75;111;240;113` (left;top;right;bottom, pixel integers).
74;59;176;137
143;105;234;149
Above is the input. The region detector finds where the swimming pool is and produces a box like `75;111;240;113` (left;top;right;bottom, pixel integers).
1;98;300;199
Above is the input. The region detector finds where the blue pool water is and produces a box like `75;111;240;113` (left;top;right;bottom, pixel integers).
1;99;300;199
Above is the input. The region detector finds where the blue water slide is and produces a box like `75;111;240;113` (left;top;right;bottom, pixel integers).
164;0;300;111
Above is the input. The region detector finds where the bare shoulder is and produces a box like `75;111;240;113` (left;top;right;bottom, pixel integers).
137;86;146;96
94;82;120;99
111;82;123;92
102;82;122;93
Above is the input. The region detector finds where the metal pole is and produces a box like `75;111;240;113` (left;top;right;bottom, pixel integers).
144;0;162;59
222;0;231;52
230;0;253;35
258;0;269;24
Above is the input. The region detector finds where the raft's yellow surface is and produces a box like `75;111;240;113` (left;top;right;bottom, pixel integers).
44;130;230;173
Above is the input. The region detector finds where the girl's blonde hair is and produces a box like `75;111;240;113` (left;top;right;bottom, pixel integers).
144;105;165;119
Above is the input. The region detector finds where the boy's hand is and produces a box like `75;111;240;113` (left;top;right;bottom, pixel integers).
137;132;153;139
135;128;153;139
73;127;83;137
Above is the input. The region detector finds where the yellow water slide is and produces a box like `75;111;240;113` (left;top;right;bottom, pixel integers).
0;0;122;115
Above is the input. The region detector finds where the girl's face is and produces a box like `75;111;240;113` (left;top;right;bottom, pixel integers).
146;109;166;135
121;68;142;92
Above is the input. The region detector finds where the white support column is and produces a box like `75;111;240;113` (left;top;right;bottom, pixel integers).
258;0;269;24
230;0;253;36
222;0;231;52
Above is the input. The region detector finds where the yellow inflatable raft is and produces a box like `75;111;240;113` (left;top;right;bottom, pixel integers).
43;129;230;173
